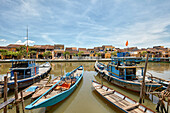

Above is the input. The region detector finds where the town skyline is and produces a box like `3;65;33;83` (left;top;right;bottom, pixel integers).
0;0;170;48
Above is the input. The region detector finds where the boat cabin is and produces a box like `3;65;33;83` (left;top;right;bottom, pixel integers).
10;59;39;80
108;57;144;80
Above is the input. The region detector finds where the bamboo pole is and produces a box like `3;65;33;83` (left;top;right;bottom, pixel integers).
20;91;25;113
61;63;62;77
14;72;20;113
139;53;149;103
3;75;8;113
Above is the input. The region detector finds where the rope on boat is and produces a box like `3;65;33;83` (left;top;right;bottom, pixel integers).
153;85;163;92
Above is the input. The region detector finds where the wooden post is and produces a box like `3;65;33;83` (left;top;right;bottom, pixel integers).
14;72;20;113
20;91;25;113
139;53;149;103
61;63;63;79
3;75;8;113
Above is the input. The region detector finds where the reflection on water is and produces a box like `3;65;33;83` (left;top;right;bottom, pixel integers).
140;62;170;80
0;62;170;113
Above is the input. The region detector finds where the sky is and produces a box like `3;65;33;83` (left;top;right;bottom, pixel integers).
0;0;170;49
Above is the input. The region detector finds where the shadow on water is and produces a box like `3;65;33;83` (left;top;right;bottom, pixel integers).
46;78;84;113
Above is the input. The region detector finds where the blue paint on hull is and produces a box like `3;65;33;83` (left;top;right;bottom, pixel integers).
25;65;84;110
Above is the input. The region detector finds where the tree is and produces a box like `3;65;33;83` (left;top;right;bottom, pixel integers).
111;51;117;56
43;51;52;59
0;49;8;59
141;51;147;57
63;51;70;59
96;53;101;59
17;45;27;58
30;50;37;58
78;51;84;59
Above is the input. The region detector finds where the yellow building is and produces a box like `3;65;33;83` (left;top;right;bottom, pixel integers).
105;52;111;58
54;44;64;59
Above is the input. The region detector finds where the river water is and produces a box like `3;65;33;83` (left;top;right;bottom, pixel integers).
0;62;170;113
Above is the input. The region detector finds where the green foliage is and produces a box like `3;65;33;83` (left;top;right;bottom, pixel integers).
43;51;52;58
0;49;8;56
73;53;77;56
30;50;37;54
78;51;84;57
141;51;147;54
96;52;101;56
0;49;8;52
63;51;70;56
111;51;117;56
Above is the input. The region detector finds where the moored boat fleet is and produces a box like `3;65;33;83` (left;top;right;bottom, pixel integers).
0;57;169;112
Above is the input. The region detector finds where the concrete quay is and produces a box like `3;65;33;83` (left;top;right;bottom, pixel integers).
0;58;112;63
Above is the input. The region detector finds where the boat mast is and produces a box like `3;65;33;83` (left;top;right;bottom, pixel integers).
26;26;28;58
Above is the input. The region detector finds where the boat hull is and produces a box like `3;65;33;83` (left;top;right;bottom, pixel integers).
33;79;81;108
92;81;155;113
94;62;162;92
25;65;84;110
0;64;51;90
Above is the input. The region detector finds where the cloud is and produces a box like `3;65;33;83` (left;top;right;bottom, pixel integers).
15;40;35;45
0;39;6;42
1;0;170;48
41;34;56;44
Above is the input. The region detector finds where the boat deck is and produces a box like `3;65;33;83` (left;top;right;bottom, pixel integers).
95;61;161;86
33;68;82;106
93;82;154;113
16;76;50;100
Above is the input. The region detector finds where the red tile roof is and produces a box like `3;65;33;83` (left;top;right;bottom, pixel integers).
7;44;24;48
32;45;54;49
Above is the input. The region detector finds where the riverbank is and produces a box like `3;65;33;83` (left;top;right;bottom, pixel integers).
0;58;169;63
0;58;112;63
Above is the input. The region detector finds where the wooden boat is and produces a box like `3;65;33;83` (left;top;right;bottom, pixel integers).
14;76;50;100
31;76;61;100
94;58;162;92
92;80;155;113
25;65;84;110
0;59;51;89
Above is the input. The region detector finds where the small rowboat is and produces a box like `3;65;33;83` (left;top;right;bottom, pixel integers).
92;80;155;113
31;76;61;100
25;65;84;110
14;76;50;101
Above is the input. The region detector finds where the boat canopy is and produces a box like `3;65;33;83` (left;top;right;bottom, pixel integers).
9;59;39;80
10;59;36;62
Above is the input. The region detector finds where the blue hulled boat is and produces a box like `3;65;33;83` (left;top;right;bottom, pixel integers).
94;57;162;92
25;65;84;110
0;59;51;89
